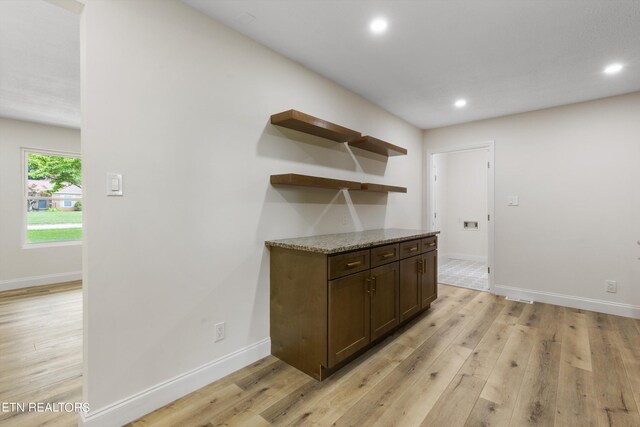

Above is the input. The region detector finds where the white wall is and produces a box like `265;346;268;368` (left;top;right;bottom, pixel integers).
0;117;82;291
80;1;423;424
424;92;640;317
434;149;488;262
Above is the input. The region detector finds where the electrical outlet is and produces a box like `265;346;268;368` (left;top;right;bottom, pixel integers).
215;322;225;342
605;280;617;293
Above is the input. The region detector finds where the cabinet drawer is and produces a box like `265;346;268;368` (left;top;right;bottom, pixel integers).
399;239;421;259
328;249;370;280
370;243;399;268
421;236;437;252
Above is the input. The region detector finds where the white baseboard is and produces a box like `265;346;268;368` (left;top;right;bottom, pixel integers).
0;271;82;292
79;337;271;427
494;284;640;319
443;253;488;263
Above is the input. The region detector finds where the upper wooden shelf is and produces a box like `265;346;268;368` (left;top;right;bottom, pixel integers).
360;183;407;193
271;174;361;190
270;110;361;143
348;136;407;157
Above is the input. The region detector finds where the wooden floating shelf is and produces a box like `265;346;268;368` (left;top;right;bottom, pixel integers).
360;183;407;193
348;136;407;157
271;174;406;193
270;110;361;143
270;174;361;190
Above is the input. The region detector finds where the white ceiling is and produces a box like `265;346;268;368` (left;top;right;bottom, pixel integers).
0;0;80;128
1;1;638;130
185;0;640;129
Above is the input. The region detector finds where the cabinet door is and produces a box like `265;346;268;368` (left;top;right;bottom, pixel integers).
328;271;370;366
421;250;438;308
399;256;421;322
370;263;399;340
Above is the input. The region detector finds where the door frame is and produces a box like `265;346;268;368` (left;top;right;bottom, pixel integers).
425;140;495;293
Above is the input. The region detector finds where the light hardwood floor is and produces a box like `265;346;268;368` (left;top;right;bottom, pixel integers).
133;285;640;427
0;281;82;427
2;283;640;427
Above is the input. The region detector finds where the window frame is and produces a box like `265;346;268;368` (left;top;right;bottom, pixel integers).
22;148;82;248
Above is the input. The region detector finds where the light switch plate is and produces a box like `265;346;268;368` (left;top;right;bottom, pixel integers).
106;173;123;196
507;196;519;206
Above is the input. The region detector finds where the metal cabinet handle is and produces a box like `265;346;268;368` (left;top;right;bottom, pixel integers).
372;276;377;296
428;243;436;247
346;261;362;268
409;247;418;252
382;252;395;258
365;278;372;293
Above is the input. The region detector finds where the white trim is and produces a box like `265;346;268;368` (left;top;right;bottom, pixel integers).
494;284;640;319
443;253;488;263
78;338;271;427
22;240;82;250
425;140;495;293
0;271;82;292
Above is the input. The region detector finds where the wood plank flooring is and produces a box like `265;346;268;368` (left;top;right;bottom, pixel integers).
0;281;82;427
2;282;640;427
133;285;640;427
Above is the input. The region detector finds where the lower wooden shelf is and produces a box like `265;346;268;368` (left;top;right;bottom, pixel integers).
271;174;407;193
270;174;361;190
360;183;407;193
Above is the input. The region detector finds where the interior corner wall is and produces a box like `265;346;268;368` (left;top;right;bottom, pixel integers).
0;117;82;291
80;0;423;423
435;149;488;262
424;92;640;316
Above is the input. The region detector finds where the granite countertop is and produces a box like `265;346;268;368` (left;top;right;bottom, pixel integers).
265;228;439;254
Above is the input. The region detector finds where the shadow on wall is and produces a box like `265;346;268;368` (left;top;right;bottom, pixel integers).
257;121;388;177
257;185;389;238
251;118;395;341
255;118;393;240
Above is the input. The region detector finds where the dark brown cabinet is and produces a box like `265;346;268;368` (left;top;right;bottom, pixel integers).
328;271;371;366
370;262;399;340
399;256;421;322
328;262;399;365
421;249;438;308
399;242;438;321
269;233;437;380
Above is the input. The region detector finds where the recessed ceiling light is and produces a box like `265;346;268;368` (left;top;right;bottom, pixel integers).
369;18;388;34
604;63;624;75
454;99;467;108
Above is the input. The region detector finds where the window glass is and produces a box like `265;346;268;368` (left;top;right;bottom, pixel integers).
26;152;82;244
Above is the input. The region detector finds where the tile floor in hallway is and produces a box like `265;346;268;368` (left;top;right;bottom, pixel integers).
439;258;489;291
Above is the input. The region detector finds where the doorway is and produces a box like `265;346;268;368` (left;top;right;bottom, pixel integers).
427;142;495;292
0;1;83;425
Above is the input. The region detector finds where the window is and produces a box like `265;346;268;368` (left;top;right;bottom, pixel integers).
24;149;82;244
